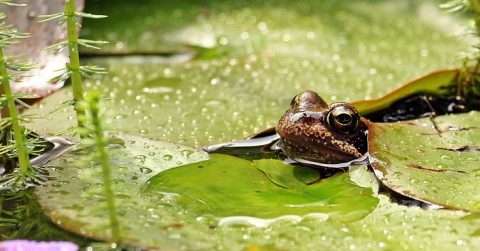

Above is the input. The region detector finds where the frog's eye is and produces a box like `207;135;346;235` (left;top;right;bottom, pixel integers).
326;103;359;134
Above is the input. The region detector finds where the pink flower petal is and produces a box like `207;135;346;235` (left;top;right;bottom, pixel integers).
0;240;78;251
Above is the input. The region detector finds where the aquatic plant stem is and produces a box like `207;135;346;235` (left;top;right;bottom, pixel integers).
86;92;121;242
65;0;85;129
0;48;30;177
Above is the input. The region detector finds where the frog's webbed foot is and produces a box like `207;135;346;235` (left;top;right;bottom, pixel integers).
203;128;281;159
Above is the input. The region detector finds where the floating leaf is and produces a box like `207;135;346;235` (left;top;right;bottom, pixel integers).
254;159;320;187
35;134;208;249
352;69;458;115
34;138;480;250
369;111;480;211
146;154;378;220
27;1;468;147
35;134;378;249
81;0;467;63
24;2;480;248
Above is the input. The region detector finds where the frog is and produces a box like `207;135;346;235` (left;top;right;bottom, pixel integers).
276;90;368;165
204;90;369;168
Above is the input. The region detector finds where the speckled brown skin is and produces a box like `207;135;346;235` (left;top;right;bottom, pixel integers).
276;91;368;164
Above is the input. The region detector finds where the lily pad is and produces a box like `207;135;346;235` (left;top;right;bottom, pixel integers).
369;111;480;211
36;141;480;250
352;69;458;115
35;134;207;249
146;154;378;220
27;1;468;147
82;0;467;62
25;1;480;249
35;134;379;249
24;57;464;148
254;159;320;187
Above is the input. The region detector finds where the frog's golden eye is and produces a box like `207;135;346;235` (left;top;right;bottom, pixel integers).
326;103;359;134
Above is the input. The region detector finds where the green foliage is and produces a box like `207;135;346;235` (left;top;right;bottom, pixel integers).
34;134;207;248
440;0;480;101
0;2;35;189
25;1;480;250
369;111;480;211
38;1;123;237
38;0;108;129
441;0;480;58
0;189;88;242
32;135;480;250
0;50;31;184
0;3;28;46
0;190;48;239
80;91;121;242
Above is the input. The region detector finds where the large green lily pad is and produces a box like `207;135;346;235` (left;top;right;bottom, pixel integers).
369;111;480;211
146;154;378;220
82;0;467;60
35;137;480;250
27;1;467;148
36;134;379;249
35;134;207;249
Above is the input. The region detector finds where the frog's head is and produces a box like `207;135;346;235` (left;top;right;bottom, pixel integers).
276;91;368;164
289;90;328;113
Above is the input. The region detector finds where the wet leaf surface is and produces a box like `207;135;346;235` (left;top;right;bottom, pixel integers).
35;140;480;250
146;154;378;219
29;1;467;147
26;0;480;250
254;159;320;187
82;0;467;61
35;134;208;249
36;134;378;249
369;111;480;211
352;69;458;116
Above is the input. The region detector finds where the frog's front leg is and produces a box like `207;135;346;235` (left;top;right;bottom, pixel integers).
203;127;281;159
